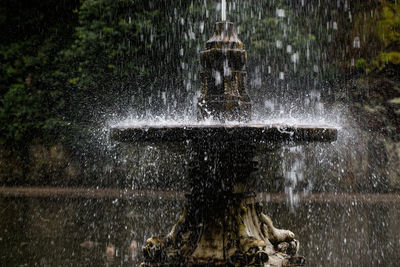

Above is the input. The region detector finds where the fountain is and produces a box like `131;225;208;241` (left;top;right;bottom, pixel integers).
111;15;337;267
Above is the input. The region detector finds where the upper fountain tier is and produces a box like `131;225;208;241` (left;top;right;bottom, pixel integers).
198;21;251;122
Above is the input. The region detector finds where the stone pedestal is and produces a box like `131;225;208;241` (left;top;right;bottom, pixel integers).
141;142;305;267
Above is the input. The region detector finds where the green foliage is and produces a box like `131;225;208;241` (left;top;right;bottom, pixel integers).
375;51;400;70
355;58;367;70
60;0;171;120
378;3;400;49
373;2;400;70
0;0;80;146
0;84;40;143
354;1;400;71
0;0;193;146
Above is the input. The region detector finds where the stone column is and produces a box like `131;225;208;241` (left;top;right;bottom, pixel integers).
141;141;304;266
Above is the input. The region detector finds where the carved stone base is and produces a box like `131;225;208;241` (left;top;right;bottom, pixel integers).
141;193;304;267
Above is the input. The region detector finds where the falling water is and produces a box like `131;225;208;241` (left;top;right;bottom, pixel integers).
221;0;226;21
108;1;346;204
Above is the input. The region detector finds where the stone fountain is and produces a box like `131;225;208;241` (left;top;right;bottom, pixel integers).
111;21;337;267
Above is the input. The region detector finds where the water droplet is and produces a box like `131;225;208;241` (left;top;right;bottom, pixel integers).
276;9;285;18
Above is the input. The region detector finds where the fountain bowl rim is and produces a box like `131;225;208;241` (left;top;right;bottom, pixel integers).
110;123;338;144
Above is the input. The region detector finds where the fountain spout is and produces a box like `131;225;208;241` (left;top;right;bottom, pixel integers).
197;21;251;122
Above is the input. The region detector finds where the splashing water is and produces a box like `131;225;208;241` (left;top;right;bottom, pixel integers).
103;1;351;206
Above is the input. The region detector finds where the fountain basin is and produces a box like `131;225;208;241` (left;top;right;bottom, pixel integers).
110;124;338;143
